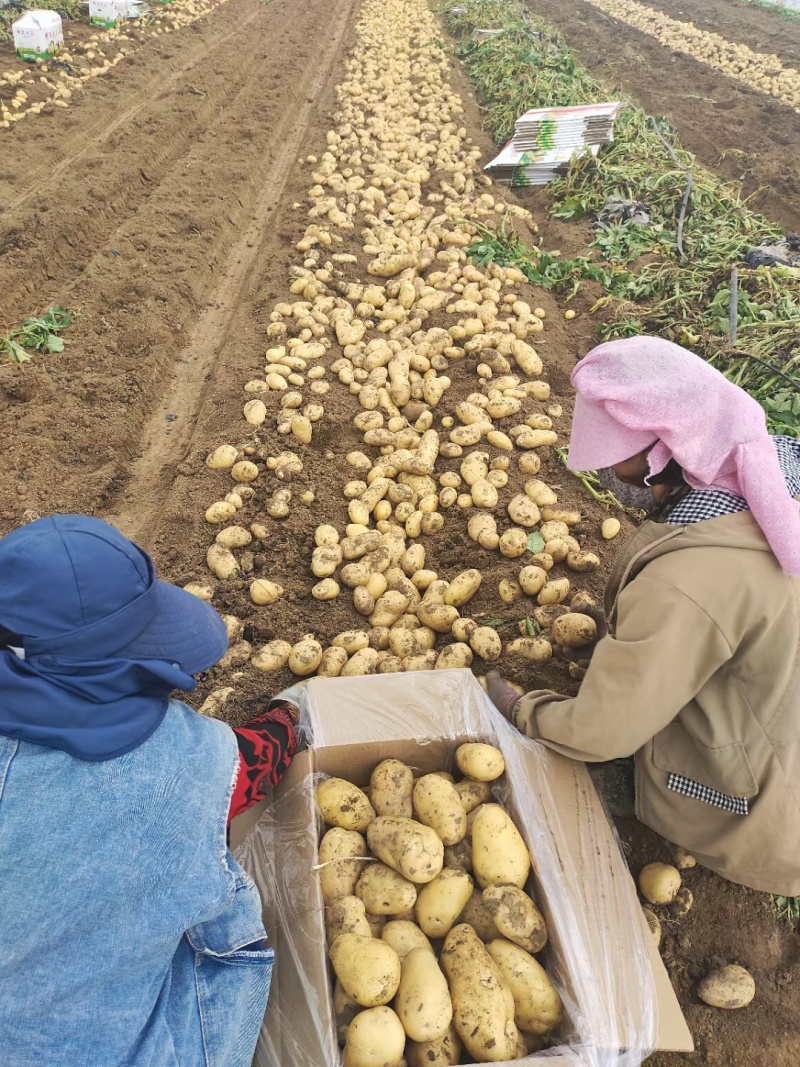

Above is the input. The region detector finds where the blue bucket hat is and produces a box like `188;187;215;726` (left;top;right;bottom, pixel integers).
0;515;229;761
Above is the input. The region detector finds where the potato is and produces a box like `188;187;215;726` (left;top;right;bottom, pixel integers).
343;1005;406;1066
469;626;502;662
289;634;323;675
669;886;694;918
318;779;376;833
551;613;597;649
486;939;562;1035
443;839;473;875
673;846;698;870
356;863;418;916
638;863;681;905
313;578;340;601
499;528;528;559
371;759;414;819
205;501;238;524
642;908;662;948
416;868;474;938
365;912;387;938
602;517;621;540
381;921;434;963
406;1023;462;1067
416;602;459;633
458;887;500;942
215;525;252;549
444;569;482;608
454;778;492;813
567;550;600;573
483;885;547;953
368;817;444;884
341;648;380;676
319;828;368;903
206;444;238;469
451;618;477;643
507;494;540;527
537;577;570;606
250;579;284;606
318;646;349;678
251;639;292;673
441;924;519;1061
331;933;402;1008
333;630;370;654
396;947;453;1042
472;805;531;889
335;980;363;1047
518;565;548;596
435;643;473;670
541;506;580;526
455;743;505;782
197;688;234;718
231;460;259;483
518;452;542;475
327;895;372;946
697;964;756;1010
498;578;523;604
413;775;467;845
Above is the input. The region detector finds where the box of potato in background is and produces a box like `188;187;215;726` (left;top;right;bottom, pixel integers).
12;10;63;61
88;0;128;29
232;670;693;1066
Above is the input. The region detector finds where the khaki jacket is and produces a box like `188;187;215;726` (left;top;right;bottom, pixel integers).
514;512;800;895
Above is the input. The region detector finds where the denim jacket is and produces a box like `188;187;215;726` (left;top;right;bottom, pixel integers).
0;700;273;1067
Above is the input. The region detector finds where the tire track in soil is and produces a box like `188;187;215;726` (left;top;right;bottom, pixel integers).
105;0;359;544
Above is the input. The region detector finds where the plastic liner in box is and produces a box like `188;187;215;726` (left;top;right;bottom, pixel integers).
235;670;659;1067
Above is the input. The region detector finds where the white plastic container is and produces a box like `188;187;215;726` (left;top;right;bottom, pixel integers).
12;10;63;62
89;0;127;28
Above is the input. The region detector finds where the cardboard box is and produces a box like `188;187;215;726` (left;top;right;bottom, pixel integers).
89;0;127;29
233;670;693;1065
12;10;63;62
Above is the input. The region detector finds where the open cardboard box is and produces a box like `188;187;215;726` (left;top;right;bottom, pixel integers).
232;670;693;1065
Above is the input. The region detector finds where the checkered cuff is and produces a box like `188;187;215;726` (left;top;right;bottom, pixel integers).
667;773;749;815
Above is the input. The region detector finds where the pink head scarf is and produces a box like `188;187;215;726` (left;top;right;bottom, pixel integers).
567;336;800;576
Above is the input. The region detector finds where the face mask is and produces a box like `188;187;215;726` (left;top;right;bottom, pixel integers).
596;467;659;512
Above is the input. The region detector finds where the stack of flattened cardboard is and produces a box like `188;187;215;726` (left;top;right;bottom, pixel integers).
485;101;622;186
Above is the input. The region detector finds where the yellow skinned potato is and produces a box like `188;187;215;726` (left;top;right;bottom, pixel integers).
434;643;473;670
413;775;467;845
395;947;453;1043
443;569;482;607
343;1005;406;1067
317;779;376;833
458;887;500;942
469;626;502;662
454;778;492;813
472;804;532;889
416;868;474;939
441;924;519;1062
326;895;372;947
551;613;597;649
455;743;505;782
330;933;402;1008
381;921;435;962
367;817;444;884
486;939;563;1035
406;1023;462;1067
483;885;548;954
370;759;414;819
319;828;368;903
335;980;362;1047
443;839;473;875
356;863;418;916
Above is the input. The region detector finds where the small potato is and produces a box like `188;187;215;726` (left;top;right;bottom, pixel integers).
250;579;284;606
330;933;402;1007
341;648;380;676
206;444;238;469
395;947;453;1042
206;544;239;580
371;759;414;819
638;863;682;905
416;868;474;939
455;743;505;783
566;550;601;573
507;637;552;664
454;778;492;813
673;846;698;871
498;578;523;604
443;839;473;875
251;639;292;673
356;863;418;916
417;602;460;633
457;886;500;942
507;494;540;527
215;525;252;549
327;895;372;947
697;964;756;1010
318;646;349;678
537;578;570;606
669;886;694;918
602;517;621;540
313;578;340;601
524;479;558;507
333;630;370;654
407;1023;462;1067
231;460;259;483
483;884;547;953
319;827;368;903
551;613;597;649
435;643;473;670
499;528;528;559
335;980;363;1047
317;778;376;833
518;565;548;596
289;634;323;675
368;817;444;883
469;626;502;662
486;938;562;1035
472;804;531;889
452;618;477;642
205;501;238;524
541;506;580;526
344;1006;406;1067
413;774;467;845
444;569;482;608
381;921;435;962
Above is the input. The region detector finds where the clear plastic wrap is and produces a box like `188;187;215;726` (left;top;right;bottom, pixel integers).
235;669;680;1067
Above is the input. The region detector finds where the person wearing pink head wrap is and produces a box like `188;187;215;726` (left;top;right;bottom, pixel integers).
489;338;800;896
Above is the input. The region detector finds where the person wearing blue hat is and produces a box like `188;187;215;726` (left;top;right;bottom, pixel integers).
0;515;301;1067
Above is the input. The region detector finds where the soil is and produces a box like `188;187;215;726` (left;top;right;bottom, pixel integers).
1;0;799;1064
526;0;800;234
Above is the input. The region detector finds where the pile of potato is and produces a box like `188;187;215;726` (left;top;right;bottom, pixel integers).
316;742;562;1065
587;0;800;113
190;0;622;711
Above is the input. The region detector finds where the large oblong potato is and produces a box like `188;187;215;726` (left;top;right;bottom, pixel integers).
317;778;376;833
381;920;435;962
319;828;368;903
406;1023;462;1067
455;742;505;782
343;1005;406;1067
395;947;453;1042
486;938;563;1035
413;774;467;845
367;816;444;884
356;863;418;916
444;569;482;607
416;868;474;939
370;759;414;818
472;804;531;889
483;884;548;953
454;778;492;813
330;933;402;1008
